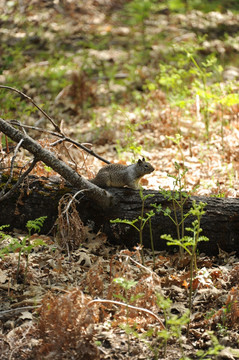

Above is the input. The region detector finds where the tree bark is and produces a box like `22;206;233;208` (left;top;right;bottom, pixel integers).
0;175;238;256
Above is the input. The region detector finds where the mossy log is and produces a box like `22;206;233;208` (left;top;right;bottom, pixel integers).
0;175;239;256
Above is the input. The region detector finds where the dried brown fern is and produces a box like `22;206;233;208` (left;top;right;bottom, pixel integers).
226;286;239;327
208;286;239;329
37;289;100;360
56;193;86;252
82;260;105;297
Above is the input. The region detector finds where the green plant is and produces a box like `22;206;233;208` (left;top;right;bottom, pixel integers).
111;189;155;264
155;295;170;355
214;300;234;336
218;89;239;149
113;277;139;303
108;284;226;360
42;57;74;95
155;296;225;360
0;216;47;284
210;192;225;198
157;40;225;139
1;43;27;72
157;162;191;256
167;133;185;165
113;277;143;353
196;331;224;359
115;113;148;159
157;38;205;106
189;52;223;139
123;293;190;359
0;225;12;254
158;304;189;359
123;0;157;60
158;61;192;105
162;201;208;334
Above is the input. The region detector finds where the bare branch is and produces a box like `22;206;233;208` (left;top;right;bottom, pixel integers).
87;298;165;329
2;87;110;164
0;118;113;207
9;120;111;164
0;306;40;320
0;85;110;164
0;85;61;132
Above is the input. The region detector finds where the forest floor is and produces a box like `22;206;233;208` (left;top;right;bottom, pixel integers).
0;0;239;359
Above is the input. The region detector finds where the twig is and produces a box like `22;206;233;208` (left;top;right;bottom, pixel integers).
0;305;40;320
87;298;165;329
0;158;38;203
9;120;62;136
0;85;61;132
1;86;110;163
120;254;162;285
120;254;155;275
62;190;85;215
0;84;110;164
9;119;110;164
57;135;111;164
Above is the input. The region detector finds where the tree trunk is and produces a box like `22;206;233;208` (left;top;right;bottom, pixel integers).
0;175;238;256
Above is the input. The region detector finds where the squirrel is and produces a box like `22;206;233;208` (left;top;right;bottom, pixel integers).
89;158;154;189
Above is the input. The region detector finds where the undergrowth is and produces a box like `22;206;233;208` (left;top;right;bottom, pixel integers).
36;290;100;360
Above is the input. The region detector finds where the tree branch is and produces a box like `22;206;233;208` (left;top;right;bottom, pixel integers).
0;86;110;164
87;298;165;329
0;85;60;132
0;118;113;208
9;120;111;164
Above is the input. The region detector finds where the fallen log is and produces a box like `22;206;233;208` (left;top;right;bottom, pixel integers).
0;174;238;256
0;118;238;256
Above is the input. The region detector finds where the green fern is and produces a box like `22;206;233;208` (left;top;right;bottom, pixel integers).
26;216;47;235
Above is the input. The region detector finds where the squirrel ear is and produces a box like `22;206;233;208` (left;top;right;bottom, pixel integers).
142;157;145;162
138;159;142;164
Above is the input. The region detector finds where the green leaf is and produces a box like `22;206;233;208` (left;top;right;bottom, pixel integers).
26;216;47;235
